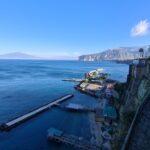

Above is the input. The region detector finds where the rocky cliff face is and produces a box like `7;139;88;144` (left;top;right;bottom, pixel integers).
127;97;150;150
121;58;150;116
79;46;150;61
113;58;150;149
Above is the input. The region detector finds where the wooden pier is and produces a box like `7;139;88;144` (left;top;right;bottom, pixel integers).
0;94;73;131
47;128;100;150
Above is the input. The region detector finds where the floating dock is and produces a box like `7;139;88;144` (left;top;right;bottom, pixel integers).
47;127;100;150
58;103;95;112
0;94;73;131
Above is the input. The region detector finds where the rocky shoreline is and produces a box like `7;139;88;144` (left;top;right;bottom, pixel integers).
74;58;150;150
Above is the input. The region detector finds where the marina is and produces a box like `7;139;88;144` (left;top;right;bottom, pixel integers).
0;94;73;131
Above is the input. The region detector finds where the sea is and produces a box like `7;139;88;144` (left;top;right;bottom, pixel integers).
0;60;129;150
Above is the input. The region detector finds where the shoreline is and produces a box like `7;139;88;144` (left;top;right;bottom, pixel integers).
74;69;121;149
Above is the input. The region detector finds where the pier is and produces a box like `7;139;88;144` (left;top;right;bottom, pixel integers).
0;94;73;131
62;78;83;82
47;128;100;150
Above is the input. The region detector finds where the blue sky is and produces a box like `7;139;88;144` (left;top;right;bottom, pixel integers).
0;0;150;59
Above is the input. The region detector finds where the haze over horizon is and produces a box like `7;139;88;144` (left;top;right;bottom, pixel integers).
0;0;150;59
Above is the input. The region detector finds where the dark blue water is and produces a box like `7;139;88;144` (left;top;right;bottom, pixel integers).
0;60;128;150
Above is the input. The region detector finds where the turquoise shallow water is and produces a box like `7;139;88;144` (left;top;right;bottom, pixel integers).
0;60;128;150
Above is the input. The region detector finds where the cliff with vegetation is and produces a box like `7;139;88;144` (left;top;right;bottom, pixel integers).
79;46;150;61
113;58;150;150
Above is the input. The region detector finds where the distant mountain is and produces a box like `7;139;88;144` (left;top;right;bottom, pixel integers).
79;46;150;61
0;52;40;59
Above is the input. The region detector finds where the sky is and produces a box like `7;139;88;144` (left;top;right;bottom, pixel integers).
0;0;150;59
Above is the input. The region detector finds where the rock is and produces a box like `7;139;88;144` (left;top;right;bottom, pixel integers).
79;46;150;61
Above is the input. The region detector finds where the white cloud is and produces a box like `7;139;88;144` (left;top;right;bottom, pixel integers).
131;19;150;37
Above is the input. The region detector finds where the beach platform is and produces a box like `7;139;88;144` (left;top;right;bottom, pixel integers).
0;94;73;131
75;86;99;98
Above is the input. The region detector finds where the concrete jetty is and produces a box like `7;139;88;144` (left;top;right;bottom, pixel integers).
47;127;100;150
0;94;73;131
62;78;83;82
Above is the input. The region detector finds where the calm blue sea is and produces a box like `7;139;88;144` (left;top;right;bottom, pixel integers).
0;60;128;150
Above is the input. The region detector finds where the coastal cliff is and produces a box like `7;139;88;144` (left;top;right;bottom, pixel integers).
79;46;150;61
113;58;150;150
